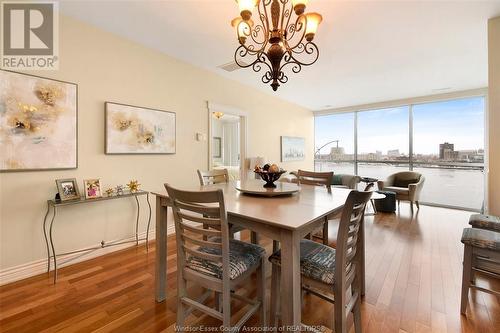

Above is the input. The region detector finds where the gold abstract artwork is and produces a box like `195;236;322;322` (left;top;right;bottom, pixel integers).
105;102;175;154
0;71;77;171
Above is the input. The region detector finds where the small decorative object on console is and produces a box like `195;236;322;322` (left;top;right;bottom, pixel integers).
104;188;115;197
254;163;286;188
116;185;124;195
127;180;140;192
55;178;80;201
83;179;102;199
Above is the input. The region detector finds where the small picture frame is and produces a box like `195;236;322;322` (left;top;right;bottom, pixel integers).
55;178;81;201
83;179;102;199
213;137;222;158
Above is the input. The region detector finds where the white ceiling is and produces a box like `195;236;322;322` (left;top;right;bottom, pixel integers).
60;0;500;110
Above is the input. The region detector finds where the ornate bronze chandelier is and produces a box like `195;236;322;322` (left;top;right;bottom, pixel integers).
231;0;322;91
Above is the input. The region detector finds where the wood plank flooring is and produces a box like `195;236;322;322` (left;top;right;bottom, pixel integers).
0;204;499;332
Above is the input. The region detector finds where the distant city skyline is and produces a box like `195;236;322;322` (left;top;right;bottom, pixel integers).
315;97;485;156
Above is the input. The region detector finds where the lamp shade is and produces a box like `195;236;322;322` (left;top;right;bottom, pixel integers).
305;12;322;41
237;0;256;20
291;0;308;15
231;17;254;44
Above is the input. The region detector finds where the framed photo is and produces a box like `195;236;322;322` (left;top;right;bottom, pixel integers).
83;179;102;199
281;136;305;162
0;70;78;172
55;178;80;201
212;137;222;158
105;102;176;154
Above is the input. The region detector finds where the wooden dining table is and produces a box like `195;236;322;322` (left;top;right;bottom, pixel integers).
153;180;366;329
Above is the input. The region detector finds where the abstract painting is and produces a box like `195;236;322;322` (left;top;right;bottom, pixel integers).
105;102;176;154
281;136;305;162
0;70;78;171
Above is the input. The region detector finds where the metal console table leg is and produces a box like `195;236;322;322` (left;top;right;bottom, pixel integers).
146;193;152;251
42;202;52;274
134;196;140;246
48;206;58;284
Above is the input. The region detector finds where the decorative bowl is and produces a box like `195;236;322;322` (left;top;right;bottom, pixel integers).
254;170;287;188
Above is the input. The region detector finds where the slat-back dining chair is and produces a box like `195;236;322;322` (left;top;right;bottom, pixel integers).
297;170;334;246
165;184;267;331
330;182;375;248
269;190;372;333
197;169;259;244
197;169;230;185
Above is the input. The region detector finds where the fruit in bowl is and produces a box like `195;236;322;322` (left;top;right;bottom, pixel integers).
254;163;286;188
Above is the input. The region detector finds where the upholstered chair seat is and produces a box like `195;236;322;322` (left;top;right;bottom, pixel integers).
186;238;266;280
269;239;336;285
469;214;500;232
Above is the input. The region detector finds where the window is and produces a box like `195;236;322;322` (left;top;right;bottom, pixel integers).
314;96;485;210
314;112;355;174
357;106;409;181
412;97;485;209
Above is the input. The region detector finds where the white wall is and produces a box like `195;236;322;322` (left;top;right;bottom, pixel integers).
488;16;500;215
0;15;314;276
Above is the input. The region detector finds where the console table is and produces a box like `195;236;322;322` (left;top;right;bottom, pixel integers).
42;190;151;283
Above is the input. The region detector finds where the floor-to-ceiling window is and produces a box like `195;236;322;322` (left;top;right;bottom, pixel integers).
357;106;410;181
315;112;355;174
314;95;485;211
412;97;485;209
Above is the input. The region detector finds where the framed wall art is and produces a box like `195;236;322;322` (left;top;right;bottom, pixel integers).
281;136;305;162
0;70;78;172
105;102;176;154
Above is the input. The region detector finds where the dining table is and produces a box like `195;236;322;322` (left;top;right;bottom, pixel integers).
153;179;366;329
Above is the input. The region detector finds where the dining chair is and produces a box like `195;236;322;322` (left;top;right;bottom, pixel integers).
269;190;372;333
197;169;259;244
297;170;334;246
330;182;375;248
197;169;230;185
165;184;267;331
460;227;500;315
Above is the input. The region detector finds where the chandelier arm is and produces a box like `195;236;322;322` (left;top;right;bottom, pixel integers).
279;0;290;33
278;71;289;84
288;42;320;66
258;0;271;35
235;35;267;56
245;24;268;46
285;15;307;50
234;46;273;75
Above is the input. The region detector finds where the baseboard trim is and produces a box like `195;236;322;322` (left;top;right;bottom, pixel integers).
0;224;176;286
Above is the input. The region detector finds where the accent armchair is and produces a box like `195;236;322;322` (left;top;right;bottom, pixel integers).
282;171;360;189
377;171;425;213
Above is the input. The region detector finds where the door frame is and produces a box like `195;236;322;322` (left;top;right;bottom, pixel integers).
207;102;248;180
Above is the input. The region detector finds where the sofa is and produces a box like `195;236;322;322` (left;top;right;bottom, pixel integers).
282;171;360;189
377;171;425;213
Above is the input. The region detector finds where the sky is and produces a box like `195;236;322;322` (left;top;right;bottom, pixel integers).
315;97;485;155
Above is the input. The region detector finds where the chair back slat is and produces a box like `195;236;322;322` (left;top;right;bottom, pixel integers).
197;169;229;186
165;184;230;283
297;170;333;189
182;234;222;249
179;220;222;237
178;211;221;225
183;246;223;263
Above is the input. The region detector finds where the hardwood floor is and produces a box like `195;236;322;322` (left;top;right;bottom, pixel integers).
1;204;499;332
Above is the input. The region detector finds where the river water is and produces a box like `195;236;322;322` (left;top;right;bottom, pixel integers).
315;162;484;210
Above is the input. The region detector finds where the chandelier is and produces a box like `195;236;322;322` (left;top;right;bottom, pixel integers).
231;0;322;91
